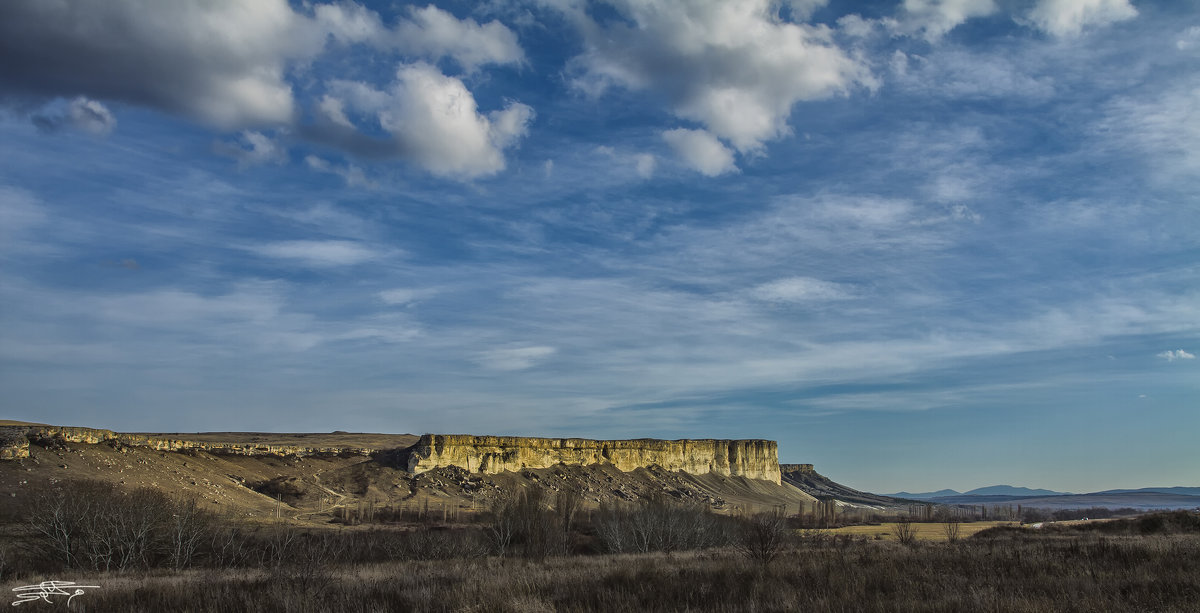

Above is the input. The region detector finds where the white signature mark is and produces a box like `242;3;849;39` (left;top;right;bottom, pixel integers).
11;581;101;607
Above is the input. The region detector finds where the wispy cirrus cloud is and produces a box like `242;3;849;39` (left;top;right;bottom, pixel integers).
475;346;557;371
246;240;388;267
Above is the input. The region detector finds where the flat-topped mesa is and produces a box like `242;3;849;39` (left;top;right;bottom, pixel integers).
406;434;782;484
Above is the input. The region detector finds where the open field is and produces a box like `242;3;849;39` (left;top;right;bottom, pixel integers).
4;476;1197;611
826;520;1019;541
6;531;1199;612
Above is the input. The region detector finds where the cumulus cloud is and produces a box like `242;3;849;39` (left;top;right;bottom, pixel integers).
0;0;324;128
564;0;872;153
30;97;117;136
895;0;998;41
216;131;288;168
0;1;529;179
476;346;556;371
1026;0;1137;37
317;63;534;178
1157;349;1195;362
393;5;524;71
247;240;383;267
662;129;737;176
752;277;856;302
315;3;524;71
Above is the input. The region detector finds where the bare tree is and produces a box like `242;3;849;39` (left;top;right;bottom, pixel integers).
894;516;918;545
555;489;581;553
735;510;791;565
942;519;961;543
166;496;210;570
484;493;519;557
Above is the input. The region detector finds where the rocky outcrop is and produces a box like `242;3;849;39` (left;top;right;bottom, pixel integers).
0;427;30;460
2;425;784;486
780;463;815;474
2;425;380;459
406;434;782;484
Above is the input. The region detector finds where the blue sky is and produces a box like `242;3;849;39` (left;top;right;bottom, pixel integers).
1;0;1197;493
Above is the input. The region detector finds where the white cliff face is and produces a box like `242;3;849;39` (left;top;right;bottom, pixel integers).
1;426;784;485
406;435;783;484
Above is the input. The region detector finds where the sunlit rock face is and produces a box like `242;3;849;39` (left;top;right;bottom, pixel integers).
0;427;30;460
3;426;378;458
406;434;782;484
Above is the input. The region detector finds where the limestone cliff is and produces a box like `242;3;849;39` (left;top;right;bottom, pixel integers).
405;434;782;484
0;425;381;459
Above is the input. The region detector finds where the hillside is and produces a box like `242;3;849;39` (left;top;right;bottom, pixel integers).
780;464;907;508
0;423;818;523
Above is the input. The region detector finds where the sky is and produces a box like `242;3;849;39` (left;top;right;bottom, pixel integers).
0;0;1197;494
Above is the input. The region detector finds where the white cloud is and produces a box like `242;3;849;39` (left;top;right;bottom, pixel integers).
248;240;383;267
1099;85;1200;179
662;129;737;176
313;1;386;45
786;0;830;21
891;48;1055;100
0;187;48;253
31;97;117;136
0;0;326;128
634;154;657;179
393;5;524;71
304;155;372;188
564;0;872;153
0;1;524;140
324;63;534;178
895;0;998;41
476;346;556;371
1026;0;1137;37
752;277;856;302
217;131;287;168
1157;349;1195;362
378;288;436;306
595;147;657;179
1179;26;1200;51
314;3;523;71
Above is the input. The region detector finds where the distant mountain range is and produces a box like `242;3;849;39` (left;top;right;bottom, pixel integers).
885;485;1200;510
888;485;1070;499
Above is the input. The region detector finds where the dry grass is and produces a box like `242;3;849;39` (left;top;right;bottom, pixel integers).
12;531;1199;612
825;520;1018;541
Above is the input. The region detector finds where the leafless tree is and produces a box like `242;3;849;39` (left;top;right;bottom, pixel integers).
894;516;919;545
735;510;791;565
943;519;961;543
484;493;519;557
166;496;211;570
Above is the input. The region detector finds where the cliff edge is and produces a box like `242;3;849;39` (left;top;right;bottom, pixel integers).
405;434;782;484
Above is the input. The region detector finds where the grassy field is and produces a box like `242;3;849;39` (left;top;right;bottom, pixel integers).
825;520;1018;541
10;531;1199;612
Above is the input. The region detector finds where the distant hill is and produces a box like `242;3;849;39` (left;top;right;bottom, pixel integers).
888;485;1068;500
888;489;961;499
963;485;1070;497
1097;487;1200;497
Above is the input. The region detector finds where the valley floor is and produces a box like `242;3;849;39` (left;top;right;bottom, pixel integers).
10;530;1199;612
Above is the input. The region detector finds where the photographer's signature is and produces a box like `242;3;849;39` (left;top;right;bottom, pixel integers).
11;581;101;607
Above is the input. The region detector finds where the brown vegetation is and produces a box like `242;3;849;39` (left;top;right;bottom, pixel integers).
5;479;1198;612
